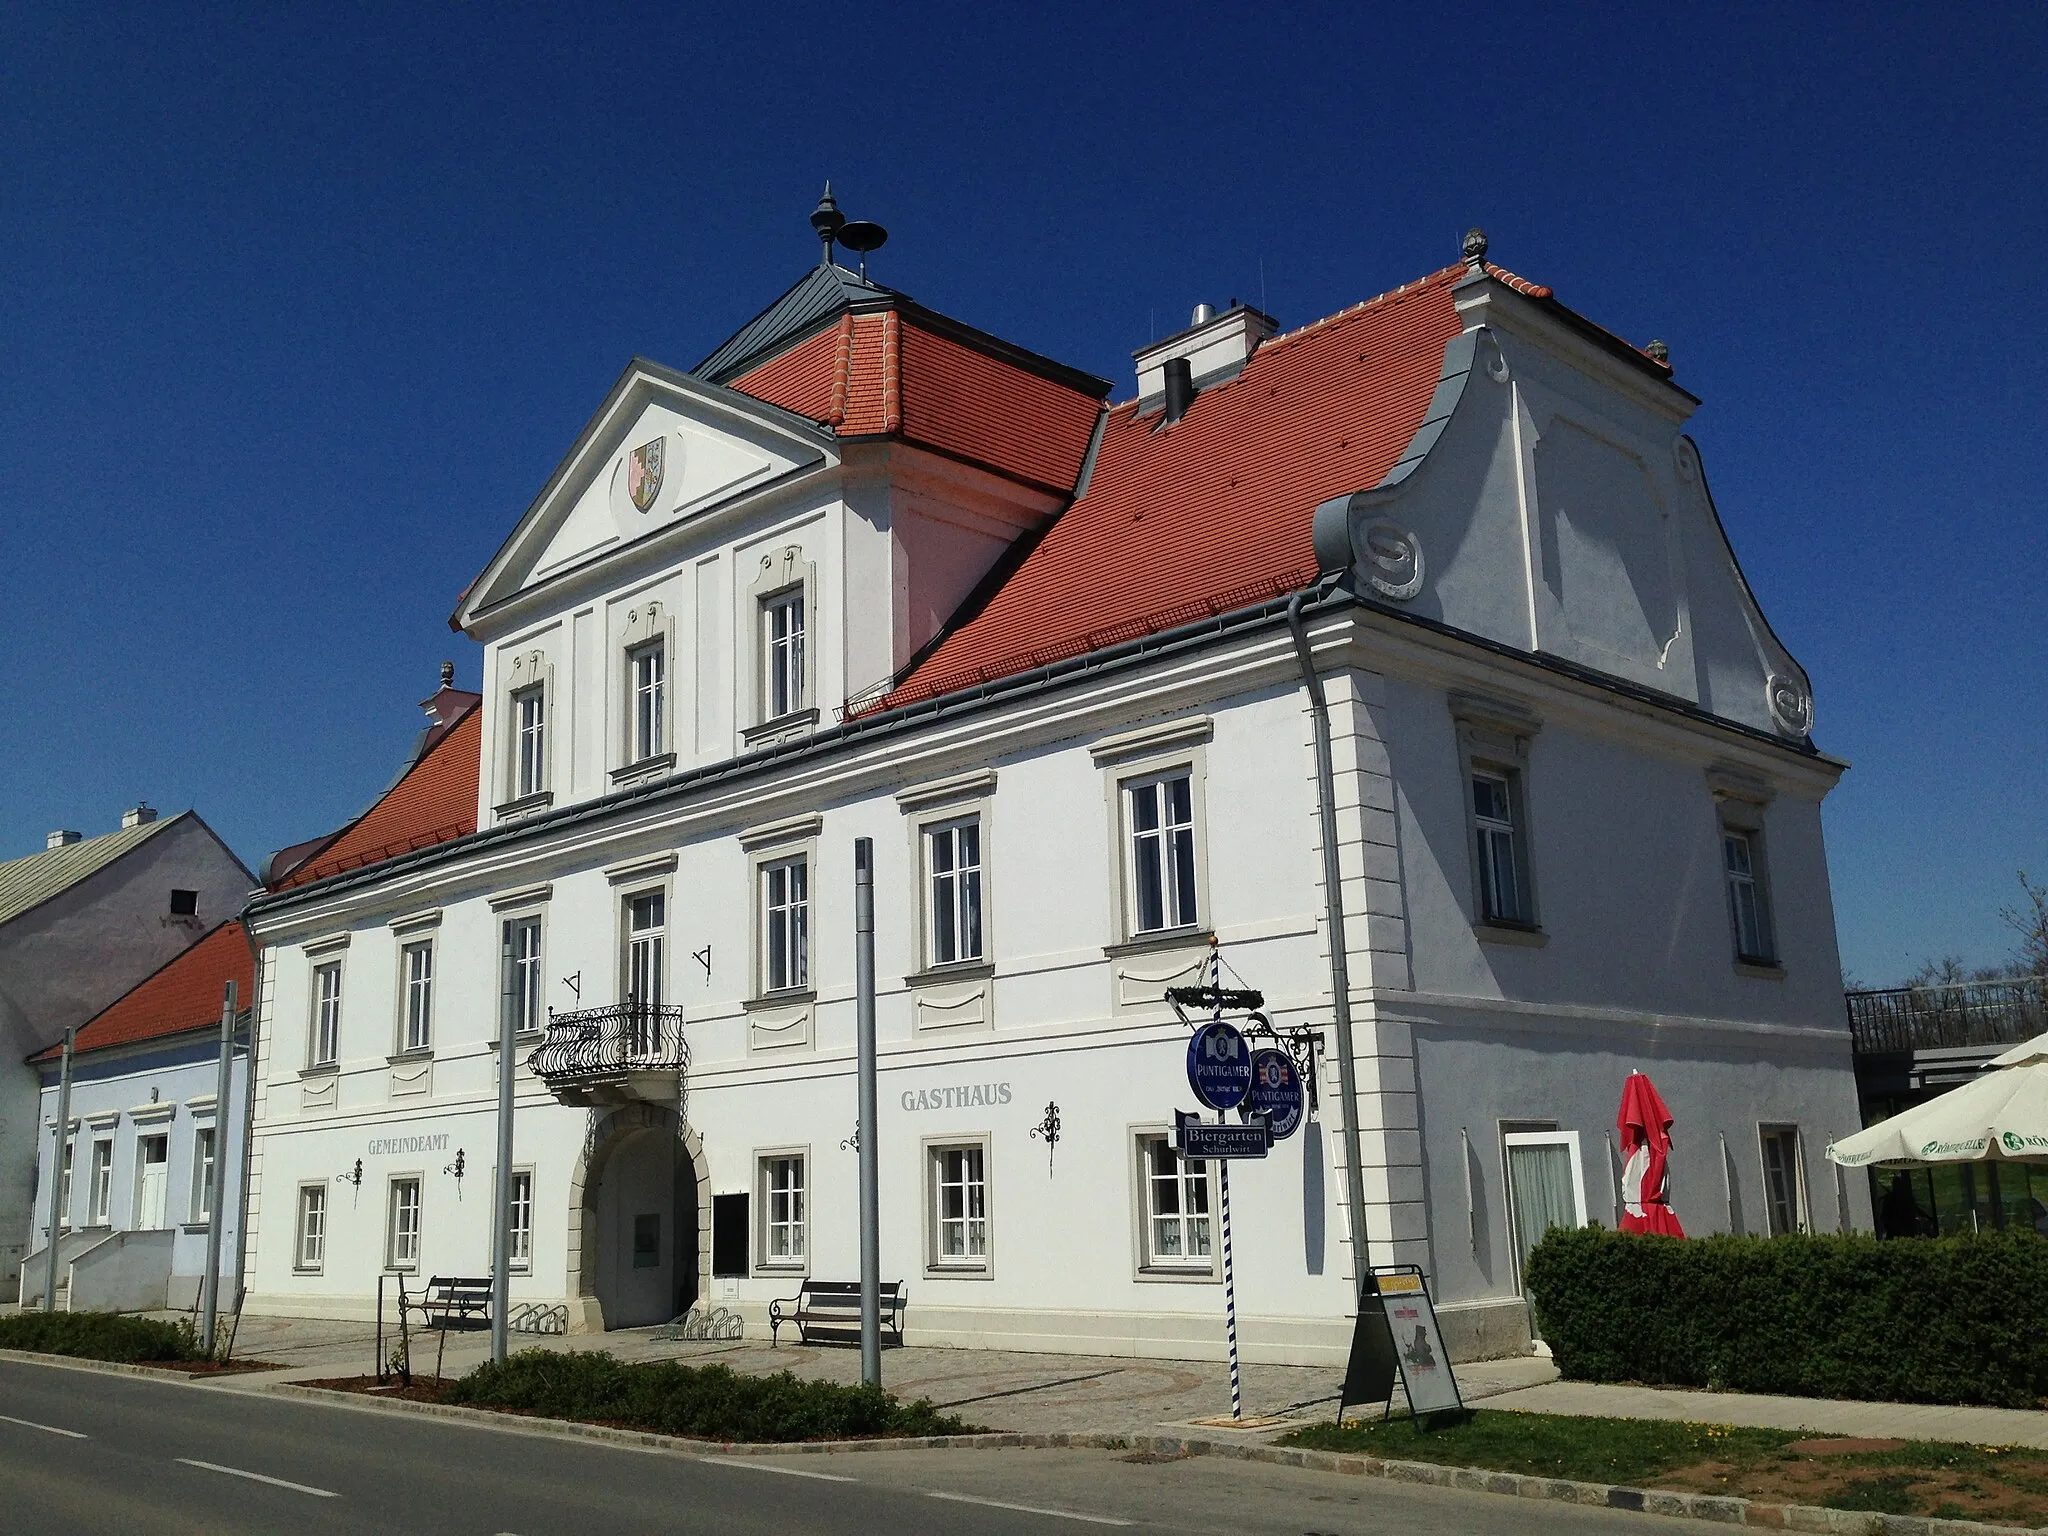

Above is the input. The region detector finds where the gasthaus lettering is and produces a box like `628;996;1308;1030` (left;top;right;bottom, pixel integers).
901;1083;1012;1112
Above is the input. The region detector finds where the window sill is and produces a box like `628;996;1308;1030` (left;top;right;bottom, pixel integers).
754;1262;808;1278
743;989;816;1013
1103;928;1214;960
486;1031;546;1051
182;1221;212;1234
741;708;819;747
493;790;554;821
1735;959;1786;980
1135;1265;1221;1284
387;1049;434;1065
299;1063;339;1079
292;1266;323;1276
906;960;995;987
1474;921;1548;949
609;752;675;785
924;1265;993;1281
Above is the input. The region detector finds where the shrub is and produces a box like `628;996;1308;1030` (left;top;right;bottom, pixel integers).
445;1351;977;1441
1525;1225;2048;1408
0;1310;201;1363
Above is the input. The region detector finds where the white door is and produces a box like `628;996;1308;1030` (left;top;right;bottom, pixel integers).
134;1136;169;1229
1503;1130;1586;1295
594;1129;676;1329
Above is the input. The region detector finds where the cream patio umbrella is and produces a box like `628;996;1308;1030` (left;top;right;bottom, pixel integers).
1826;1031;2048;1170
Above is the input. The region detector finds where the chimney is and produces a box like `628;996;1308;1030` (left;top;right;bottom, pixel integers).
122;804;157;830
1133;301;1278;409
1162;357;1195;425
46;830;82;850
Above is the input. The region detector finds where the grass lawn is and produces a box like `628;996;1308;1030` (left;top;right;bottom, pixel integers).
1282;1411;2048;1524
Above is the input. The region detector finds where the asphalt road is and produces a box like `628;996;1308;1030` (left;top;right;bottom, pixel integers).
0;1359;1681;1535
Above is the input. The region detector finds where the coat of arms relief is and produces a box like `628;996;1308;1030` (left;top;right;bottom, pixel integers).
627;437;666;513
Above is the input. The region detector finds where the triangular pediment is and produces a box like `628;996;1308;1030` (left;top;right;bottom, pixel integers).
458;361;833;626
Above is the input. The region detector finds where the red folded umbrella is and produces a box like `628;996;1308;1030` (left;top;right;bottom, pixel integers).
1618;1071;1686;1237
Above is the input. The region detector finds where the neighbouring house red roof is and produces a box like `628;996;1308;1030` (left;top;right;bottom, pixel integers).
731;308;1104;495
877;263;1478;708
275;701;481;890
30;920;255;1063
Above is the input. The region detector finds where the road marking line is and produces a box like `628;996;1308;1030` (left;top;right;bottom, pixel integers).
0;1412;87;1439
925;1490;1133;1526
697;1458;857;1483
175;1458;339;1498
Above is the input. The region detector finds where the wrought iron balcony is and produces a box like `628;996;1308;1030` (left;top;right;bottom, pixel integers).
527;999;690;1106
1845;976;2047;1057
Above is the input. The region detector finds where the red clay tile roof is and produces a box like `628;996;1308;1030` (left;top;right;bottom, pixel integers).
31;920;254;1062
878;264;1474;707
276;701;480;890
732;311;1102;495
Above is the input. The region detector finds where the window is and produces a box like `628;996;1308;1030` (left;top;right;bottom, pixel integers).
509;1169;533;1270
1139;1136;1213;1270
401;940;434;1052
761;856;809;993
762;590;805;720
504;916;544;1036
625;890;665;1011
1125;770;1198;935
311;960;343;1066
759;1154;806;1268
88;1139;113;1225
514;684;546;798
386;1177;421;1271
191;1127;216;1224
169;888;198;916
925;817;984;966
629;640;666;762
1724;830;1776;964
296;1184;327;1271
1502;1128;1586;1296
57;1139;73;1230
929;1143;989;1271
134;1134;169;1228
1760;1126;1805;1236
1472;770;1532;926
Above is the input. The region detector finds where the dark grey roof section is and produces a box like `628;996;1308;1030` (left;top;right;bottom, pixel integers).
696;264;898;384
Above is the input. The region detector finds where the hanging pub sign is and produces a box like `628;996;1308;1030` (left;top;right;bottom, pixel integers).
1186;1020;1253;1111
1243;1048;1304;1140
1175;1109;1271;1160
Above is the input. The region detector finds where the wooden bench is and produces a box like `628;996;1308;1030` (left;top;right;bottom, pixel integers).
408;1275;494;1332
768;1280;906;1347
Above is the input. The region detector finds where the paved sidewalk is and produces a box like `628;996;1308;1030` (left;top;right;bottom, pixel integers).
1484;1378;2048;1450
195;1311;1558;1436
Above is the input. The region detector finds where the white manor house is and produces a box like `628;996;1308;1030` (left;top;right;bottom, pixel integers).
239;221;1864;1363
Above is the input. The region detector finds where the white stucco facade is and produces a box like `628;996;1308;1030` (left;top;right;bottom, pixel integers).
241;261;1865;1364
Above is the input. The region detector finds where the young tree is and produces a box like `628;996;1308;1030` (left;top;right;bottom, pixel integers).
2004;871;2048;979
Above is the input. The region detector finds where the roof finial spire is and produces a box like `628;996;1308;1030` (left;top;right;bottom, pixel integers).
439;660;454;688
1462;226;1489;272
811;181;845;267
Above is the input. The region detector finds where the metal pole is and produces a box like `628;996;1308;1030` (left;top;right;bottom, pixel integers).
42;1026;75;1312
492;924;515;1364
1287;586;1374;1306
1220;1157;1241;1420
200;980;236;1353
854;837;880;1387
228;946;262;1348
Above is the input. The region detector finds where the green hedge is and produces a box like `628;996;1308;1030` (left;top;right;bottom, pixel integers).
1524;1226;2048;1409
0;1311;200;1363
446;1351;977;1442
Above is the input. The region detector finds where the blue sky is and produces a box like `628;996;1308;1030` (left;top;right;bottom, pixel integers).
1;5;2041;985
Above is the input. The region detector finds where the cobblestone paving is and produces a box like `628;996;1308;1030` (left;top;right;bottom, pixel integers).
197;1311;1557;1436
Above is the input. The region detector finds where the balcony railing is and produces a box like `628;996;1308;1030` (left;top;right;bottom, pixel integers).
1845;976;2048;1056
527;998;690;1090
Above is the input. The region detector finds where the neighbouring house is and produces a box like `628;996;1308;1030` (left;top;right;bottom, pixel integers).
0;807;253;1299
20;920;254;1312
238;213;1865;1363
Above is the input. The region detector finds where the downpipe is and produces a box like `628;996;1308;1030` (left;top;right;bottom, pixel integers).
1286;579;1375;1308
